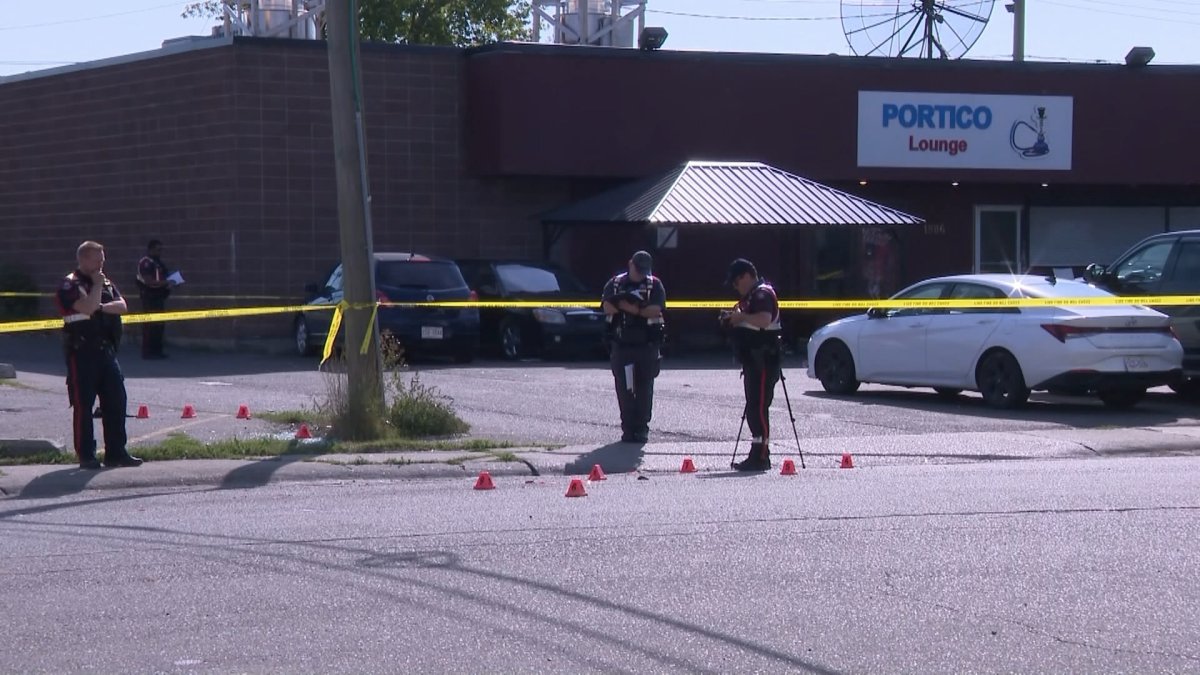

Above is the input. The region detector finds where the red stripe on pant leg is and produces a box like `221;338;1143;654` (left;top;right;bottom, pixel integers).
68;353;82;460
758;370;768;443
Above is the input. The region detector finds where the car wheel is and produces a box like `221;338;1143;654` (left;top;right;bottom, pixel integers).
294;316;315;357
815;340;860;395
1169;378;1200;399
975;350;1030;409
500;318;523;360
933;387;962;399
1098;387;1146;409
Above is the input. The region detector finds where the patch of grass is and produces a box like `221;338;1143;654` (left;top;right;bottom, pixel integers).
489;451;520;463
0;451;71;466
135;433;334;461
385;370;469;437
0;379;34;390
257;409;328;426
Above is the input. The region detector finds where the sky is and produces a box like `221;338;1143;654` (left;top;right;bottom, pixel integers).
1;0;1198;78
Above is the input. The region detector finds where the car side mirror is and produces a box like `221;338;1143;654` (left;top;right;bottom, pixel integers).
1084;263;1106;282
866;307;887;319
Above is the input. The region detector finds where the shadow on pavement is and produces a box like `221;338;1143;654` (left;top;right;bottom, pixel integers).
563;442;645;475
218;453;312;490
804;388;1187;428
14;467;103;499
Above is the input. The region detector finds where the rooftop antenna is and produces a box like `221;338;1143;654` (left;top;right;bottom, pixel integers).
841;0;995;59
532;0;649;48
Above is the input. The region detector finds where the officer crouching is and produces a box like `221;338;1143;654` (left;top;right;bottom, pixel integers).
721;258;783;472
601;250;666;444
56;241;143;470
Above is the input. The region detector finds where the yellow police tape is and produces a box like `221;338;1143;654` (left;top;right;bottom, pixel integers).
3;295;1198;340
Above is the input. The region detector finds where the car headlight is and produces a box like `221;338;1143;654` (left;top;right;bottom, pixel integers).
532;308;566;324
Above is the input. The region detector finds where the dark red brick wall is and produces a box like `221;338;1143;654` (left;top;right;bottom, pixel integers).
466;45;1200;186
0;38;575;344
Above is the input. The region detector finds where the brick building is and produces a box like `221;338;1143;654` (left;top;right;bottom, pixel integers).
1;36;1198;349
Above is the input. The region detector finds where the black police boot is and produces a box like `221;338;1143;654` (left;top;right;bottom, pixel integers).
733;442;771;472
102;452;144;468
79;456;103;470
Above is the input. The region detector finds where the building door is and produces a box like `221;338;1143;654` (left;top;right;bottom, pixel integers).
975;206;1022;273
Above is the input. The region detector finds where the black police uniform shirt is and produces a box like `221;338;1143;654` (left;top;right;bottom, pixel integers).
733;281;782;350
602;273;666;342
736;281;781;328
56;270;122;345
137;255;169;298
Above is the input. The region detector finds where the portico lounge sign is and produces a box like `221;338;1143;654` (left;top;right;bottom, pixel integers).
857;91;1073;170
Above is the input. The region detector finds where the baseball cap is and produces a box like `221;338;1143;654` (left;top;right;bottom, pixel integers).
725;258;757;286
631;250;653;276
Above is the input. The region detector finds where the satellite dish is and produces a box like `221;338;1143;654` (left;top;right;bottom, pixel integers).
841;0;995;59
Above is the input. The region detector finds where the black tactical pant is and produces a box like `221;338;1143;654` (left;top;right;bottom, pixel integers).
610;342;661;439
66;344;128;462
741;349;782;441
140;293;167;357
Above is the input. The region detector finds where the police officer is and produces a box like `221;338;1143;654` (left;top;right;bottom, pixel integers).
601;250;666;444
722;258;782;472
136;238;171;359
56;241;143;469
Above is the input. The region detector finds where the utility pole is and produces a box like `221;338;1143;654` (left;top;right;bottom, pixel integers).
1007;0;1025;62
325;0;384;427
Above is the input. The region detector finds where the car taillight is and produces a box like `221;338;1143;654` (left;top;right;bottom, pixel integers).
469;290;479;302
1040;324;1097;343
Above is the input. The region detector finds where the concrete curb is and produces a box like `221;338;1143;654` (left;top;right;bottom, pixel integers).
0;363;15;379
2;428;1198;498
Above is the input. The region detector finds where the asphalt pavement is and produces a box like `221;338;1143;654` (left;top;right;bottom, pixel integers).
1;456;1197;673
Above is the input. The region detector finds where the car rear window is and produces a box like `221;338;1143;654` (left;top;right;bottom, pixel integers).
496;264;588;294
376;261;466;290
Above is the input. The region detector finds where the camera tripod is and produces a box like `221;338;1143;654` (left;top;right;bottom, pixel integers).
730;367;805;470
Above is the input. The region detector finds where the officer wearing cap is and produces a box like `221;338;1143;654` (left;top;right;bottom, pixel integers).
721;258;782;471
56;241;143;470
601;250;666;444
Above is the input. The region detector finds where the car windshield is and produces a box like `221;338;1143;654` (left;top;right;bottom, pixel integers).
376;260;465;290
496;264;588;294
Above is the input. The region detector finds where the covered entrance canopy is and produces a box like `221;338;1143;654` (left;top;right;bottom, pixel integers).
540;161;925;348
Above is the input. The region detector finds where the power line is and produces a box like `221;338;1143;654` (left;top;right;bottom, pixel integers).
1041;0;1200;25
646;9;894;21
1069;0;1200;16
0;2;184;32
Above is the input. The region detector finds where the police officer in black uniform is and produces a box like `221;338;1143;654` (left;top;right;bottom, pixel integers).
56;241;143;470
602;250;666;444
721;258;783;472
136;238;172;359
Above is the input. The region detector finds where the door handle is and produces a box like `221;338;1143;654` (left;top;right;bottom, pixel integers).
976;319;996;325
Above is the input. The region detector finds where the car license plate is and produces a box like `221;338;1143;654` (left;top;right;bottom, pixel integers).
421;326;444;340
1124;356;1149;371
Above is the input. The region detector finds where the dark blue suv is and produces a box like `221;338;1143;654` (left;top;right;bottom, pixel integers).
294;253;480;363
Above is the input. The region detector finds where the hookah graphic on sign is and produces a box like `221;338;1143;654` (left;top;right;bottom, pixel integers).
1010;106;1051;158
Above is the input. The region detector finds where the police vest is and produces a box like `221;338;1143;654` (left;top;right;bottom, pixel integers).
606;273;664;345
61;273;122;349
731;281;782;353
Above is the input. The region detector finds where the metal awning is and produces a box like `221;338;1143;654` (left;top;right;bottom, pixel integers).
541;161;924;227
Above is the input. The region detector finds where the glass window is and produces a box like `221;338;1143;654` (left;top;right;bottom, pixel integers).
376;261;466;291
496;264;587;294
1168;241;1200;291
325;266;344;294
886;282;949;317
1114;240;1173;289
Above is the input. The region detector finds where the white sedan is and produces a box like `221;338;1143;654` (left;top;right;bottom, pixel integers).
806;274;1183;409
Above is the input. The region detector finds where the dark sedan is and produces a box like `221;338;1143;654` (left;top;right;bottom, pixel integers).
456;259;606;360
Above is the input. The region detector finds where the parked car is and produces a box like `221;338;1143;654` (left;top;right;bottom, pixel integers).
1085;229;1200;397
294;253;480;363
455;259;605;360
806;274;1183;409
